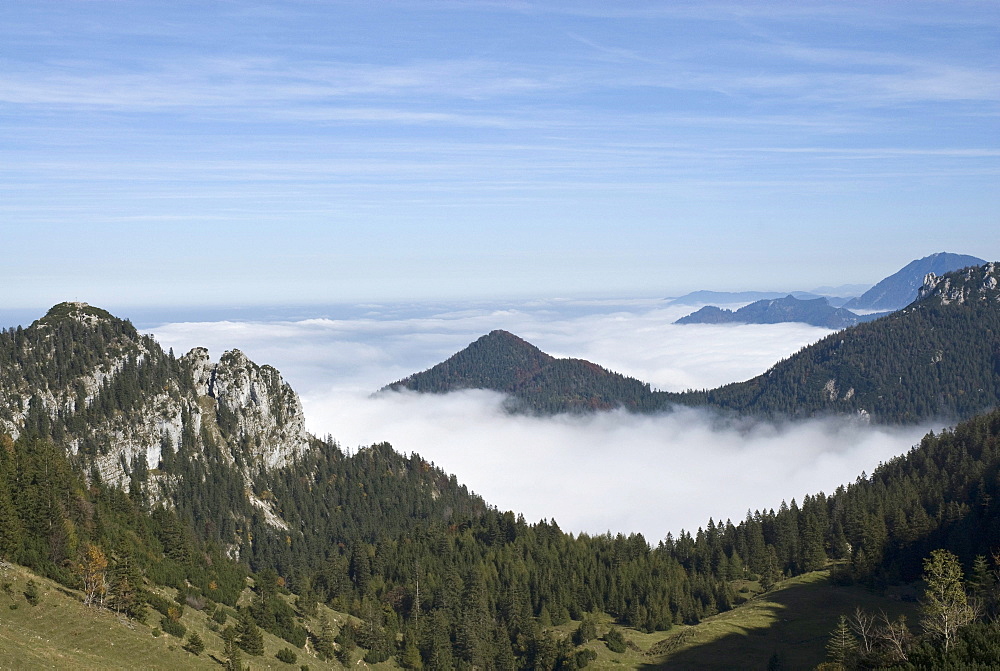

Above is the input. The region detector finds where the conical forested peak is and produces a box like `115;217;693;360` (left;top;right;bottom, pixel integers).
473;329;550;358
384;329;555;395
383;330;661;413
484;328;519;340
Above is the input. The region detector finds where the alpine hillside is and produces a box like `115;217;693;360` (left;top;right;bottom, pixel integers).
7;297;1000;668
0;302;313;548
675;261;1000;422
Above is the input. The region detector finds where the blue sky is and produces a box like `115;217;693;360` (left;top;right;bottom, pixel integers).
2;1;998;308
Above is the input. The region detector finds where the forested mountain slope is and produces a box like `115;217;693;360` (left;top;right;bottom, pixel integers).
0;301;320;561
673;262;1000;422
8;375;1000;667
389;263;1000;424
7;296;1000;667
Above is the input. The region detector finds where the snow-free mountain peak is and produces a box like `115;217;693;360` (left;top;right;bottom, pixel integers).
844;251;986;311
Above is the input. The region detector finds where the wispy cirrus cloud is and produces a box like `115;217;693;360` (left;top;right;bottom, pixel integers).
0;57;557;109
2;0;997;306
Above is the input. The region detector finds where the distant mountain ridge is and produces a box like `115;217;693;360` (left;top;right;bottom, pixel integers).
672;252;984;325
844;251;985;311
386;262;1000;423
675;295;886;329
668;290;825;306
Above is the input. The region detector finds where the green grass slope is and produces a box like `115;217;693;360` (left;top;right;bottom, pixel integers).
640;571;917;670
0;563;215;670
0;560;925;671
0;561;381;670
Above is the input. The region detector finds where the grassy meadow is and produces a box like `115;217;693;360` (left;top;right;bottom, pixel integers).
0;560;918;670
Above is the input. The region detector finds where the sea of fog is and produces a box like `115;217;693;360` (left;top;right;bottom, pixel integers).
141;297;936;543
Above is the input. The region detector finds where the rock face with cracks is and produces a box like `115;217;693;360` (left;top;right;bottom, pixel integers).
185;346;310;470
0;302;312;528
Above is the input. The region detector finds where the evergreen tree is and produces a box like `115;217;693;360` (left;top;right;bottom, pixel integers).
0;435;24;560
573;614;598;645
456;568;491;666
184;632;205;656
108;551;146;621
398;627;423;669
967;554;994;608
23;579;40;606
422;609;454;670
236;608;264;656
222;625;242;671
334;620;357;665
826;615;858;668
314;615;335;661
604;626;626;654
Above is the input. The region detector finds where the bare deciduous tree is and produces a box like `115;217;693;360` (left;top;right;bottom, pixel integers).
921;549;976;652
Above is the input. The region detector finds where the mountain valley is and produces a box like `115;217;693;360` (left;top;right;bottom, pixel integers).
3;262;1000;669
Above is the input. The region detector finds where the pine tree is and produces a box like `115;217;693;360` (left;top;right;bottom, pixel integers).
0;481;23;561
108;551;146;621
314;615;335;660
236;608;264;656
968;554;994;606
398;627;423;669
184;631;205;655
422;609;454;670
334;620;357;665
573;613;598;645
826;615;858;667
457;568;491;666
222;625;242;671
604;626;626;653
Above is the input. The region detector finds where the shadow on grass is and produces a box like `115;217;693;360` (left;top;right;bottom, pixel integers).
639;574;917;671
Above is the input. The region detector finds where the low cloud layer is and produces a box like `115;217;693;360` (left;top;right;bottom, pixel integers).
148;298;937;541
147;297;832;395
304;389;931;541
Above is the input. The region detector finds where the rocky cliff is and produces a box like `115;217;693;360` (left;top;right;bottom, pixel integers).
917;262;1000;306
0;302;313;528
